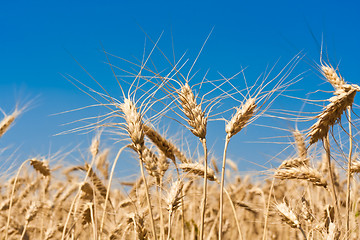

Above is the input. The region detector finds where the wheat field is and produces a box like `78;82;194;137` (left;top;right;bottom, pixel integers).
1;43;359;240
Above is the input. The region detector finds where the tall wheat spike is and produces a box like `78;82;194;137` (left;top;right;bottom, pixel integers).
0;108;22;139
275;202;307;239
178;83;207;139
275;166;328;188
178;82;208;240
219;97;257;240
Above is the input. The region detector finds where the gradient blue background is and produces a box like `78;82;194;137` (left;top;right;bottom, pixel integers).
1;0;359;176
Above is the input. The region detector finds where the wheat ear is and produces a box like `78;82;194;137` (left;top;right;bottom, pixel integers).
308;89;358;145
30;158;51;177
165;180;183;240
275;202;307;239
275;202;300;228
120;98;145;152
326;222;340;240
350;159;360;173
143;124;176;162
90;134;100;159
279;157;309;169
279;130;309;169
321;64;358;239
95;149;110;180
225;98;257;138
179;163;217;181
0;108;21;139
21;202;41;239
293;129;307;159
178;83;207;139
275;166;328;188
321;65;345;90
128;212;148;240
309;64;359;145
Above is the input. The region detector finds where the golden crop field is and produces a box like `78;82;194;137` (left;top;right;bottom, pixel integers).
1;43;359;240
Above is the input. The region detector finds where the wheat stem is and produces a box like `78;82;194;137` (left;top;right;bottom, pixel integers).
167;212;172;240
61;190;81;239
89;203;97;240
171;162;185;240
223;187;243;240
20;222;28;240
100;145;128;237
139;150;157;240
199;137;208;240
262;177;275;240
299;226;307;240
206;210;220;240
158;183;165;240
346;107;353;239
176;170;186;240
323;134;340;221
219;134;230;240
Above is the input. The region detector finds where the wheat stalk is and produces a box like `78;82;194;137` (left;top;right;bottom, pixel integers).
345;107;353;239
165;180;183;215
178;82;208;240
219;97;257;239
120;98;157;240
179;162;243;238
311;64;360;234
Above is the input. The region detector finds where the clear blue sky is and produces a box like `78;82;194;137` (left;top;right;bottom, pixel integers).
1;0;359;175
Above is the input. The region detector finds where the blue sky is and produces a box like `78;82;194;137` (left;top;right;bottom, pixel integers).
1;0;360;175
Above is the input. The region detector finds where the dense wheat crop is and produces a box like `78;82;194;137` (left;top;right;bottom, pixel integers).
1;40;360;240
